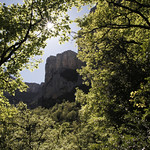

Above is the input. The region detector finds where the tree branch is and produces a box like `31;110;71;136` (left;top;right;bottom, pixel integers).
126;0;150;8
79;23;150;38
108;0;150;27
0;3;43;67
0;1;62;67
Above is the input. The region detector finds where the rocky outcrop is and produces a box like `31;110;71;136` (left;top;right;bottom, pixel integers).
7;5;96;109
45;50;83;83
7;50;87;109
8;82;42;108
39;50;86;108
44;50;83;99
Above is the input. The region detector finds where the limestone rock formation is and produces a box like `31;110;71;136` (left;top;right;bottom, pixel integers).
39;50;85;108
7;50;87;108
44;50;83;98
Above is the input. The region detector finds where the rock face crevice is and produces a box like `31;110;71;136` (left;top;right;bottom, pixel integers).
8;50;87;108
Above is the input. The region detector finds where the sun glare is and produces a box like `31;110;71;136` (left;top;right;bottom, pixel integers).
47;22;54;29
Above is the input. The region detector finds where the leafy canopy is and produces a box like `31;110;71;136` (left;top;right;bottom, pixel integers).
0;0;95;100
76;0;150;149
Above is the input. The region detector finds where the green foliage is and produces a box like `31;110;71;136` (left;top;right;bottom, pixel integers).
0;102;54;150
0;99;17;149
0;1;88;147
2;0;150;149
0;101;82;150
50;101;80;123
0;0;94;102
75;0;150;149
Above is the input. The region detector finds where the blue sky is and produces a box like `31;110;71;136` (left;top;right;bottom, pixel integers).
0;0;90;83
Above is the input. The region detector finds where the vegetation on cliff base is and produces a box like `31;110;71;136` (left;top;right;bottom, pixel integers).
1;0;150;149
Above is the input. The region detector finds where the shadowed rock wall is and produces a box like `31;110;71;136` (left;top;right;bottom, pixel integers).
8;50;88;109
39;50;86;108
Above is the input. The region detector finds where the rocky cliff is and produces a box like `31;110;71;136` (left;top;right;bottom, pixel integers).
8;50;87;108
44;50;83;99
8;82;42;108
39;50;86;108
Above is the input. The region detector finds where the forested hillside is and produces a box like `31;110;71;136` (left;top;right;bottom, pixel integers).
1;0;150;149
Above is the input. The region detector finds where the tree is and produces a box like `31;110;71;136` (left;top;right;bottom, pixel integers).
0;101;83;150
0;1;99;149
0;102;55;150
0;99;17;149
0;0;94;101
76;0;150;149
